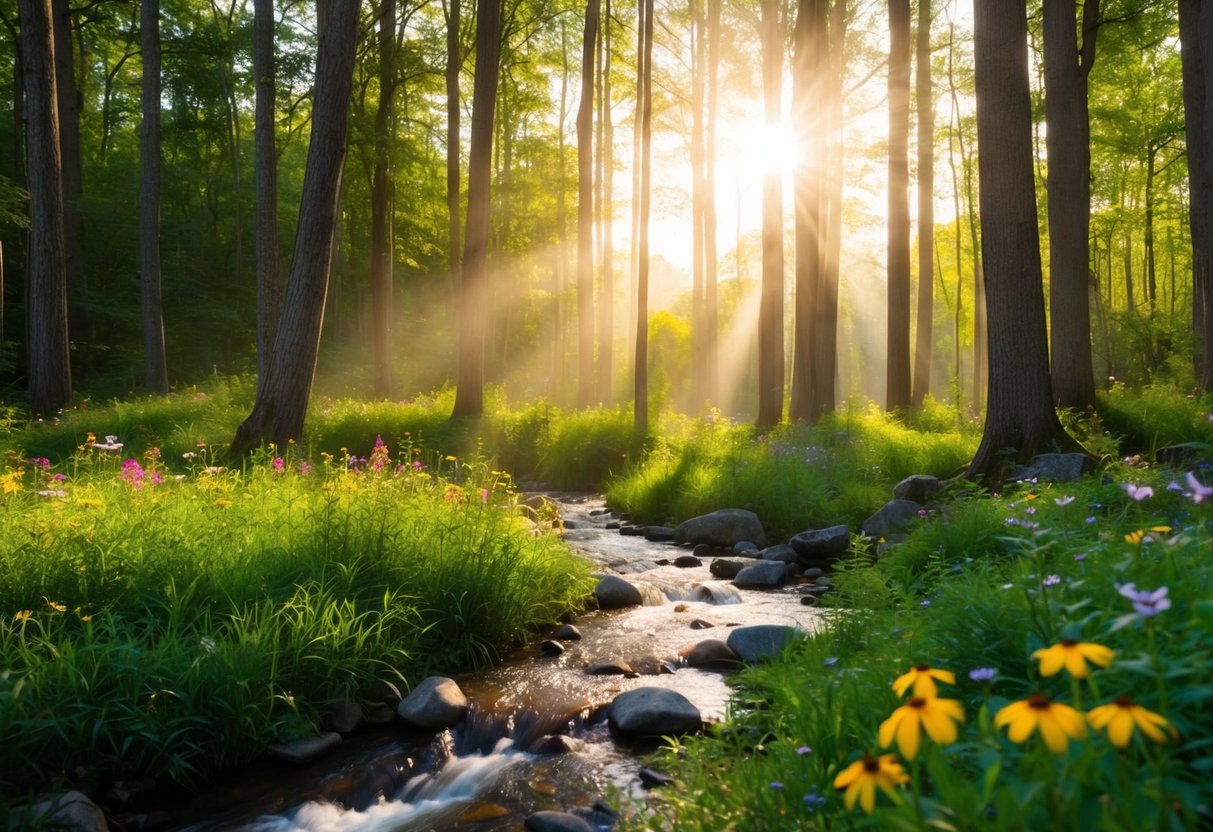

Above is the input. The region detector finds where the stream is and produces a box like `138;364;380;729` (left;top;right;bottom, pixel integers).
158;496;823;832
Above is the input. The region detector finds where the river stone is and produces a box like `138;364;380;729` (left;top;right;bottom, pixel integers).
619;525;645;536
554;623;582;641
673;554;703;568
803;567;824;580
789;525;851;560
267;732;342;763
540;639;565;656
1010;452;1094;483
459;802;511;824
732;560;787;588
594;575;644;609
525;811;595;832
861;500;922;537
608;687;702;737
639;768;675;788
322;701;363;734
692;543;714;558
893;474;942;504
8;791;107;832
726;625;802;664
365;702;395;724
759;544;799;564
679;639;741;668
709;558;746;579
396;676;468;729
800;594;818;606
689;618;714;629
586;659;634;675
643;525;677;541
530;734;586;755
674;509;767;549
813;576;834;588
732;540;760;555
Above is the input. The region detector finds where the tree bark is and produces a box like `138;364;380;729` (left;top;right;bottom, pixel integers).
10;35;23;187
445;0;461;303
20;0;71;416
254;0;280;381
450;0;502;418
1043;0;1097;410
967;0;1080;482
140;0;168;394
634;0;654;435
756;0;784;429
703;0;721;405
886;0;912;412
576;0;600;407
230;1;358;455
690;0;705;408
555;20;570;400
52;0;84;338
371;0;398;399
597;0;614;404
911;0;934;409
1180;0;1213;392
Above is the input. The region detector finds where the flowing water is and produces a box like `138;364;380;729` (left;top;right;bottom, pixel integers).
161;496;822;831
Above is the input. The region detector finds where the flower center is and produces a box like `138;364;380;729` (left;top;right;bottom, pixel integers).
1027;694;1052;709
1060;639;1078;647
1113;695;1136;708
914;664;931;672
908;697;927;709
862;756;880;773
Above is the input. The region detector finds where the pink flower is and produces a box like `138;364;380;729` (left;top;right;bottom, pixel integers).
480;488;490;504
1185;472;1213;504
1122;483;1153;502
272;457;285;471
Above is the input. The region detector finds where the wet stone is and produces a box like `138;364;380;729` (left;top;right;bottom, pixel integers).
673;555;703;568
619;525;645;536
803;567;824;580
689;618;715;630
732;540;760;555
643;526;677;542
732;560;786;588
709;559;746;579
692;543;715;558
539;640;565;656
396;676;468;729
525;810;595;832
639;768;675;788
8;791;107;832
789;525;851;559
726;625;803;664
554;623;582;641
586;660;635;676
800;594;819;606
608;687;702;738
674;509;767;548
679;639;741;669
605;521;621;529
266;732;342;764
594;575;644;609
458;802;511;824
529;734;585;755
759;544;799;564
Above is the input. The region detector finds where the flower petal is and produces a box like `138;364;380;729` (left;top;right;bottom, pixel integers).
879;709;904;750
897;709;921;760
1107;710;1134;748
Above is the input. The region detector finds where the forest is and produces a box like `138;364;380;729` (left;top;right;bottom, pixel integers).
2;0;1213;830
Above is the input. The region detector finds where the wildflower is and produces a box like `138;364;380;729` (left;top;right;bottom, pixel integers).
298;462;314;475
1185;471;1213;504
1166;480;1185;493
272;457;285;471
803;788;827;811
444;455;457;462
1085;516;1098;524
480;488;490;504
919;599;932;608
796;745;812;755
1124;526;1172;545
1042;574;1061;587
52;473;66;482
14;610;32;622
994;695;1087;753
212;498;232;509
969;667;997;682
1122;483;1153;502
879;696;965;760
1087;696;1175;747
45;599;67;613
36;489;68;498
412;459;424;471
823;657;839;667
1032;639;1114;678
1118;583;1171;617
1054;495;1076;506
769;781;784;790
893;665;955;698
1074;552;1088;562
94;435;124;452
28;457;50;469
833;754;910;813
0;473;20;495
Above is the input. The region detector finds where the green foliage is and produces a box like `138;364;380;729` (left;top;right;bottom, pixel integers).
1098;382;1213;456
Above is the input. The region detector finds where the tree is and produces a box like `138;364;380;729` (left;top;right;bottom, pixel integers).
445;0;461;302
966;0;1081;481
576;0;600;407
886;0;911;411
140;0;168;394
703;0;721;404
371;0;399;398
756;0;784;429
20;0;72;416
52;0;84;337
911;0;934;409
596;0;614;405
1180;0;1213;393
450;0;502;418
253;0;280;380
634;0;653;434
1043;0;1098;410
230;1;359;455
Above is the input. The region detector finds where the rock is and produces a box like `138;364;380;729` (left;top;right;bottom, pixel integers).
732;541;760;555
605;521;621;530
799;594;818;606
673;555;703;568
619;525;645;536
594;575;644;609
726;625;802;664
802;567;824;580
893;474;942;504
759;544;799;564
1010;452;1095;483
396;676;468;729
540;639;565;656
709;559;746;579
643;526;677;541
861;500;922;537
692;543;714;558
639;768;675;788
8;791;107;832
555;623;583;641
628;654;677;675
689;618;715;630
813;576;834;588
459;802;512;824
789;525;851;560
608;687;702;738
673;602;689;612
576;799;619;828
322;701;363;734
529;734;585;755
679;639;741;668
674;509;767;549
266;732;342;763
586;660;635;675
732;560;787;588
365;701;395;724
525;811;595;832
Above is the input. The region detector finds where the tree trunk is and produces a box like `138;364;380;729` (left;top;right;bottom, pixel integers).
445;0;461;302
450;0;502;419
10;38;22;187
813;0;845;416
628;0;643;370
886;0;912;412
254;0;280;381
966;0;1080;482
598;0;614;404
230;1;358;455
703;0;721;404
690;0;705;408
52;0;84;339
140;0;168;394
911;0;934;409
19;0;71;416
1043;0;1097;410
1124;231;1134;311
576;0;600;407
556;20;570;399
371;0;398;399
756;0;784;429
634;0;654;434
1180;0;1213;391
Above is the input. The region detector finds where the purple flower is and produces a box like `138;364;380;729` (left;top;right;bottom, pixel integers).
1054;495;1076;506
412;459;424;471
770;781;784;790
1167;480;1185;493
1185;471;1213;504
969;667;997;682
1085;516;1098;525
1042;574;1061;587
1118;583;1171;617
823;657;838;667
28;457;50;469
1025;506;1037;515
298;462;314;475
1122;483;1154;502
1073;552;1088;562
920;599;932;608
52;473;67;482
796;745;812;755
804;789;827;810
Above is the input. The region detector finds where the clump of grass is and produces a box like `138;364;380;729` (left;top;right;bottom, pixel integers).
1098;381;1213;456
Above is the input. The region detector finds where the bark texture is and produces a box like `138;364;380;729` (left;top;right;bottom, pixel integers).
757;0;784;429
911;0;934;409
576;0;600;407
253;0;280;380
886;0;912;411
371;0;398;399
140;0;168;393
1180;0;1213;393
634;0;653;435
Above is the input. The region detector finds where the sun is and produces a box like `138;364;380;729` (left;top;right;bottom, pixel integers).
727;120;801;180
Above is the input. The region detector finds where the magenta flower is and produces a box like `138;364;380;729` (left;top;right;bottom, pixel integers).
1118;583;1171;617
272;457;285;471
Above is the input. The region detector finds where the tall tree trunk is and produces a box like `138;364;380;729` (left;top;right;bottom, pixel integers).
950;38;986;414
52;0;84;339
911;0;934;409
10;37;23;186
576;0;600;407
1043;0;1097;410
140;0;167;394
598;0;614;404
450;0;502;418
947;29;964;410
211;1;245;291
967;0;1080;482
628;0;643;368
634;0;654;434
445;0;461;302
371;0;398;399
703;0;720;404
690;0;705;407
756;0;784;428
814;0;845;416
886;0;912;411
230;1;358;454
556;20;570;399
1124;231;1135;311
20;0;71;416
254;0;280;380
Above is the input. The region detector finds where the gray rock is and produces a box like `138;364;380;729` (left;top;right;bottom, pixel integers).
555;623;582;641
673;555;703;568
799;594;818;606
709;559;746;579
759;544;800;564
726;625;803;664
8;791;107;832
802;567;824;580
732;560;787;588
619;525;645;536
679;639;741;668
639;768;675;788
525;810;595;832
674;509;767;549
789;525;851;559
365;702;394;724
594;575;644;609
266;732;342;763
608;687;702;737
322;701;363;734
732;540;760;555
689;618;715;629
692;543;715;558
1010;453;1095;483
396;676;468;729
861;500;923;537
893;474;942;504
586;660;635;675
813;576;834;588
540;639;565;656
643;526;677;541
529;734;585;755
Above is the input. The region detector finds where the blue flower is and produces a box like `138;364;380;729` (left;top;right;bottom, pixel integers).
969;667;997;682
824;657;839;667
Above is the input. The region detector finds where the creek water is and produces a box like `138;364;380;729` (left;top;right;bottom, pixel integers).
163;496;822;832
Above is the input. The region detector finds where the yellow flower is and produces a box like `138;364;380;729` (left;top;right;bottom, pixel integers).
44;599;67;613
994;694;1087;753
212;498;232;509
892;665;956;698
1;473;20;495
878;696;965;760
833;754;910;813
1032;639;1114;678
1087;695;1175;747
14;609;32;622
1125;526;1172;545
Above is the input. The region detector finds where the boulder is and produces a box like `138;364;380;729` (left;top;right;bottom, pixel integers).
802;567;824;580
893;474;942;504
732;560;786;588
1010;453;1095;483
674;509;767;549
539;639;565;656
525;811;595;832
692;543;715;558
726;625;802;664
709;559;746;579
586;660;635;676
267;732;342;763
639;768;675;788
619;525;645;536
759;544;800;564
8;792;107;832
554;623;583;641
643;526;677;541
678;639;741;669
789;525;851;560
396;676;468;729
673;555;703;568
732;541;760;555
608;687;702;737
594;575;644;609
689;618;715;630
861;500;922;537
529;734;585;754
